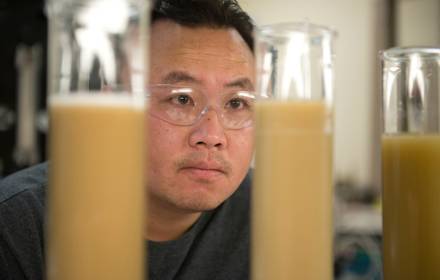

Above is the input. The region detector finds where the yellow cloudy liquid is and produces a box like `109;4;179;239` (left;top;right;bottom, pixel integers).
382;134;440;280
252;101;333;280
47;94;146;280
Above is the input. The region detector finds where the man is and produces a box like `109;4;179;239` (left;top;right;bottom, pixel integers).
0;0;255;279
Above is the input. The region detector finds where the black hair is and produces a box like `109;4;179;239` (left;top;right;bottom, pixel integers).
152;0;254;51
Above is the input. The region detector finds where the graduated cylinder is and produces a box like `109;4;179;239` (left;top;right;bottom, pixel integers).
252;22;335;280
45;0;149;279
381;47;440;280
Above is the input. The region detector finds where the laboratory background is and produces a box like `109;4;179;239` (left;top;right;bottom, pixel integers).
0;0;439;278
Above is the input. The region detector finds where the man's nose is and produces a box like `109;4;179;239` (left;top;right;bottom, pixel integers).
188;108;227;150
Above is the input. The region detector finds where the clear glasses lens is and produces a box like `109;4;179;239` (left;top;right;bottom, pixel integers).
148;85;255;129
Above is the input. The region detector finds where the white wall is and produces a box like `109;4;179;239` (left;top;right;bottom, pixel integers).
397;0;440;46
240;0;386;190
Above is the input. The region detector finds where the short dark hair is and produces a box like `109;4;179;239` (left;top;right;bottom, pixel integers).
152;0;254;51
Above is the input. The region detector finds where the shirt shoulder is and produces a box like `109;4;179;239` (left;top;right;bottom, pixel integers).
0;162;49;204
0;162;47;233
0;162;48;225
0;163;48;280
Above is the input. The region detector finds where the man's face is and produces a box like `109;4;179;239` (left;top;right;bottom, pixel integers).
148;20;255;213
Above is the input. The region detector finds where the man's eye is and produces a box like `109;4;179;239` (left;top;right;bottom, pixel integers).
170;94;193;106
227;97;254;110
228;98;244;109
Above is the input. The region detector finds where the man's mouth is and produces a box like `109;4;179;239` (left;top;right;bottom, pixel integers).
180;162;227;181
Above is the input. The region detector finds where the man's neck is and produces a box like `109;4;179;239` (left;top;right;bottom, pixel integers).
147;196;202;242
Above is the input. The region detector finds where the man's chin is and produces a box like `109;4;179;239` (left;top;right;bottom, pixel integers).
172;197;223;213
149;176;237;213
173;180;236;212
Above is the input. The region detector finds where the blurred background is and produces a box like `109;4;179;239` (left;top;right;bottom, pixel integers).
0;0;47;176
0;0;439;278
239;0;439;278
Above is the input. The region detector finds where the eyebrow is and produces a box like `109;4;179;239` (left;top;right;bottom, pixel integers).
225;78;254;91
162;71;200;84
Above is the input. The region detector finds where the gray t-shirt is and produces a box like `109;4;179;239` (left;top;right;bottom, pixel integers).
0;163;251;280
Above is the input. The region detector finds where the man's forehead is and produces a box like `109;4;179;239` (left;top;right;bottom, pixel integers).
150;20;255;88
150;20;252;55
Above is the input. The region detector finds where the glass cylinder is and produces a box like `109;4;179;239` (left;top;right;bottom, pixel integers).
252;22;335;280
381;47;440;280
45;0;149;279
